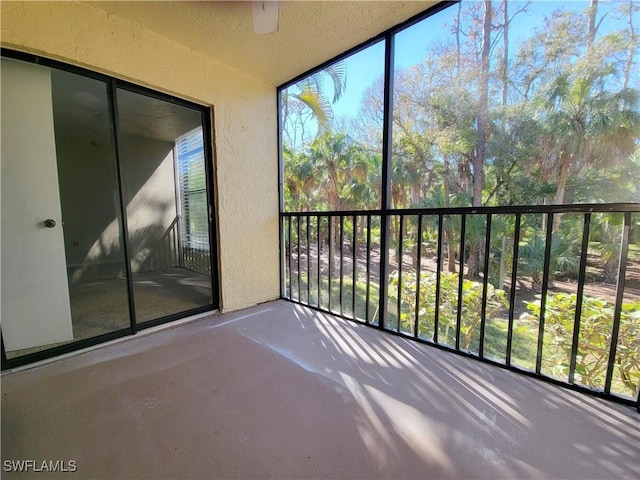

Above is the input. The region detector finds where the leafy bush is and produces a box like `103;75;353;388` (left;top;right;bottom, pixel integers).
518;233;579;287
389;267;640;398
520;292;640;396
389;271;508;350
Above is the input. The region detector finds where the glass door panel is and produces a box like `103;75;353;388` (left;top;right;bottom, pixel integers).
1;60;130;359
116;88;214;324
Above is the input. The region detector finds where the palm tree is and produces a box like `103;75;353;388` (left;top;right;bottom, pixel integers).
534;72;639;226
281;62;347;147
308;132;353;212
283;146;317;211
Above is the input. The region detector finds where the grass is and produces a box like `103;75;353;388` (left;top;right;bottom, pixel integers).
286;269;638;398
289;274;380;324
286;273;541;370
628;242;640;260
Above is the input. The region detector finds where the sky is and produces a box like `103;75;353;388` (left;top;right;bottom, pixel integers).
325;0;637;121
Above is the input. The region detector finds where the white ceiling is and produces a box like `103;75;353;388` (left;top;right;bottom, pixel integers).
86;1;437;86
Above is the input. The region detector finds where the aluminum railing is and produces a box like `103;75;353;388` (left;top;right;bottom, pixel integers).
281;204;640;408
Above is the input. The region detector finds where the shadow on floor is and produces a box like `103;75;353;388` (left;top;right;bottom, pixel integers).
1;300;638;479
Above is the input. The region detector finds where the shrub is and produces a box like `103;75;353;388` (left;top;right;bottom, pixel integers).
389;271;508;350
520;292;640;396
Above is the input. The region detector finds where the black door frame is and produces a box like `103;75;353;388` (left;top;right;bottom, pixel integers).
1;48;220;370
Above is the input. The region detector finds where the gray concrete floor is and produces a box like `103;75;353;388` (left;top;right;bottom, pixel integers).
2;300;638;479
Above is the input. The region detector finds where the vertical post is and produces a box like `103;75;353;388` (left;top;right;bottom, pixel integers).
277;86;285;301
1;333;8;371
378;34;395;330
306;214;311;304
109;80;137;334
434;214;444;344
200;107;219;305
414;215;423;338
536;213;555;373
366;215;372;324
287;216;292;299
279;214;285;298
339;215;345;315
569;213;591;384
397;215;404;333
506;213;521;366
455;214;467;350
605;213;631;394
328;215;333;311
317;215;322;307
479;214;492;358
297;216;302;302
352;215;357;319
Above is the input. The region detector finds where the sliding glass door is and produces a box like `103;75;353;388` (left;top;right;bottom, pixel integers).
116;88;214;324
1;58;130;359
1;53;217;367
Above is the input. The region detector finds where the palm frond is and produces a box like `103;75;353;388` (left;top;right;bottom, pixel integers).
294;85;332;130
323;61;347;103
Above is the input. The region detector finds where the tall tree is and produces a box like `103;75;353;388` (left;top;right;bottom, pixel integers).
474;0;492;208
621;0;638;93
587;0;600;56
465;1;493;279
537;73;640;215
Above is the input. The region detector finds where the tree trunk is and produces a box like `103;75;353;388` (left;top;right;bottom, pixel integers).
501;0;509;108
587;0;599;57
623;0;636;93
553;152;571;231
468;1;492;279
327;183;341;271
456;2;462;73
442;155;456;274
466;242;481;280
475;0;492;208
445;229;457;273
499;236;506;290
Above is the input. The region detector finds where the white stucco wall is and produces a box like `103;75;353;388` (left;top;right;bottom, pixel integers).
1;1;280;312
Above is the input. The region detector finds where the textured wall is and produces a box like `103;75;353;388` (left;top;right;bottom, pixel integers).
1;1;280;312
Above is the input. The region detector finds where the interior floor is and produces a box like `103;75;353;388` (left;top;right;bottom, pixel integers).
6;268;212;359
2;300;637;479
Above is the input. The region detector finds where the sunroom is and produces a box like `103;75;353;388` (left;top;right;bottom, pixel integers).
1;1;639;479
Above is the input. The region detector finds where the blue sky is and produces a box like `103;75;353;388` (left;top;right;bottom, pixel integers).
328;0;637;120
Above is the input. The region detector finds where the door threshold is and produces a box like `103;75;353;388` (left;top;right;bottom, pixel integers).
1;309;219;375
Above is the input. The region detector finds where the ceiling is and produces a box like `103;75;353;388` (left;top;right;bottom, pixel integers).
51;68;201;143
86;1;437;86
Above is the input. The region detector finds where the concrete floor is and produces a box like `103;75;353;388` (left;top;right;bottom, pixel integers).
2;300;638;479
6;268;212;359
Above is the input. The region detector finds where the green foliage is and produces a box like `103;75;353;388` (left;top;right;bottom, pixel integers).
281;62;347;147
283;131;381;212
389;271;509;350
521;292;640;396
518;231;580;287
281;1;640;402
283;2;640;212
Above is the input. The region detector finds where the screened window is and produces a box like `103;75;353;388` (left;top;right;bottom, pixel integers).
280;41;385;212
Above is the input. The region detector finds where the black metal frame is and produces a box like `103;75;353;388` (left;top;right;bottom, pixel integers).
276;0;640;411
109;79;138;336
1;49;220;370
281;206;640;409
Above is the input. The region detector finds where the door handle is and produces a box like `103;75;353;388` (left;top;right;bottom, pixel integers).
42;219;56;228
